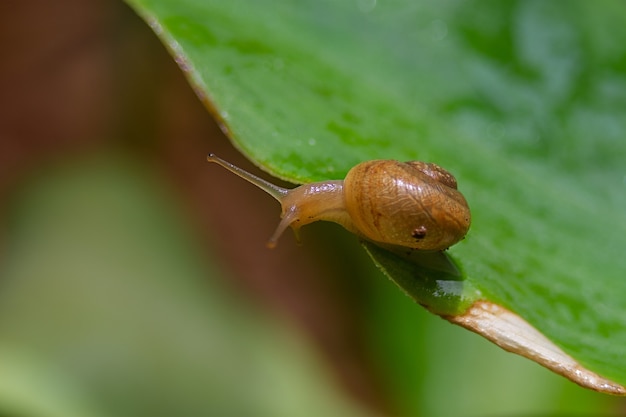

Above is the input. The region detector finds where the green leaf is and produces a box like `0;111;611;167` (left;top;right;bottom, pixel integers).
125;0;626;389
361;242;481;316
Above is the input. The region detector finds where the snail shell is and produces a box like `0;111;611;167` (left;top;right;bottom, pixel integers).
343;160;470;251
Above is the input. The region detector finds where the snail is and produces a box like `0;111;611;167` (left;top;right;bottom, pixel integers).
207;154;471;251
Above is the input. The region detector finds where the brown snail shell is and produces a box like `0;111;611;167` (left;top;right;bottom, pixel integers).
343;160;470;251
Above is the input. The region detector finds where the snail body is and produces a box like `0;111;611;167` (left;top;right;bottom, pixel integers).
207;154;470;251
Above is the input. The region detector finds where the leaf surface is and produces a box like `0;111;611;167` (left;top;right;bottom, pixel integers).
125;0;626;388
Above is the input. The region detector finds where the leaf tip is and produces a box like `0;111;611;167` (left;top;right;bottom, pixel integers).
446;301;626;395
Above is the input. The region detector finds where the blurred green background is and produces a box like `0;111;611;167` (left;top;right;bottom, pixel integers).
0;1;624;416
